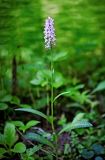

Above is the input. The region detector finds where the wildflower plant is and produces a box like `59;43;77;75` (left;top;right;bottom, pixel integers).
15;16;93;160
44;17;56;132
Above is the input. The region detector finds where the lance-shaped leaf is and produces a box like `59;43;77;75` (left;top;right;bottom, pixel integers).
15;108;47;120
59;120;92;134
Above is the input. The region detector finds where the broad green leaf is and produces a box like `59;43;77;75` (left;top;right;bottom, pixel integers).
72;113;85;123
26;120;40;130
71;120;92;130
30;70;50;87
30;70;65;88
25;132;54;148
53;72;65;88
27;145;42;156
19;120;40;132
15;108;47;120
4;122;17;147
93;81;105;93
12;142;26;153
30;78;43;86
59;120;92;134
19;126;26;132
10;121;24;127
52;52;68;62
1;95;12;102
0;103;8;110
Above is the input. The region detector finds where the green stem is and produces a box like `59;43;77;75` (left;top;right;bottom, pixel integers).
50;48;58;160
51;49;54;132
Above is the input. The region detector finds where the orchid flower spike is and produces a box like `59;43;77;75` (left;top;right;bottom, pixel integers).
44;17;56;49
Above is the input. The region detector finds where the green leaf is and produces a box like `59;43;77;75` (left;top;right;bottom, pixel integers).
0;103;8;110
20;104;32;108
10;121;24;127
82;149;94;159
25;132;54;148
58;114;67;126
52;52;68;62
30;78;43;86
92;144;104;154
12;142;26;153
10;96;20;105
1;95;12;102
72;113;85;123
93;81;105;93
26;120;40;130
64;143;70;155
0;134;5;145
0;148;6;155
59;120;92;134
35;98;48;110
19;120;40;132
54;91;71;102
59;122;71;134
4;122;17;148
15;108;47;120
95;157;103;160
53;72;65;88
47;116;55;124
71;120;93;130
26;145;42;156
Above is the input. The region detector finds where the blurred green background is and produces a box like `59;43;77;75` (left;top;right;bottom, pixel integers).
0;0;105;97
1;1;105;159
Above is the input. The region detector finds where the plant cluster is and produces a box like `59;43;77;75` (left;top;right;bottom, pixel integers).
0;0;105;160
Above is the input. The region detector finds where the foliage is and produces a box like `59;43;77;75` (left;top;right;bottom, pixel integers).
11;120;40;133
81;143;105;159
59;113;92;134
0;122;26;159
0;0;105;159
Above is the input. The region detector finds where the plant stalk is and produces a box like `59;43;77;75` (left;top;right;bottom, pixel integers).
50;48;58;160
51;49;54;132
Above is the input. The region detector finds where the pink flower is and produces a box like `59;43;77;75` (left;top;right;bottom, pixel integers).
44;17;56;49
